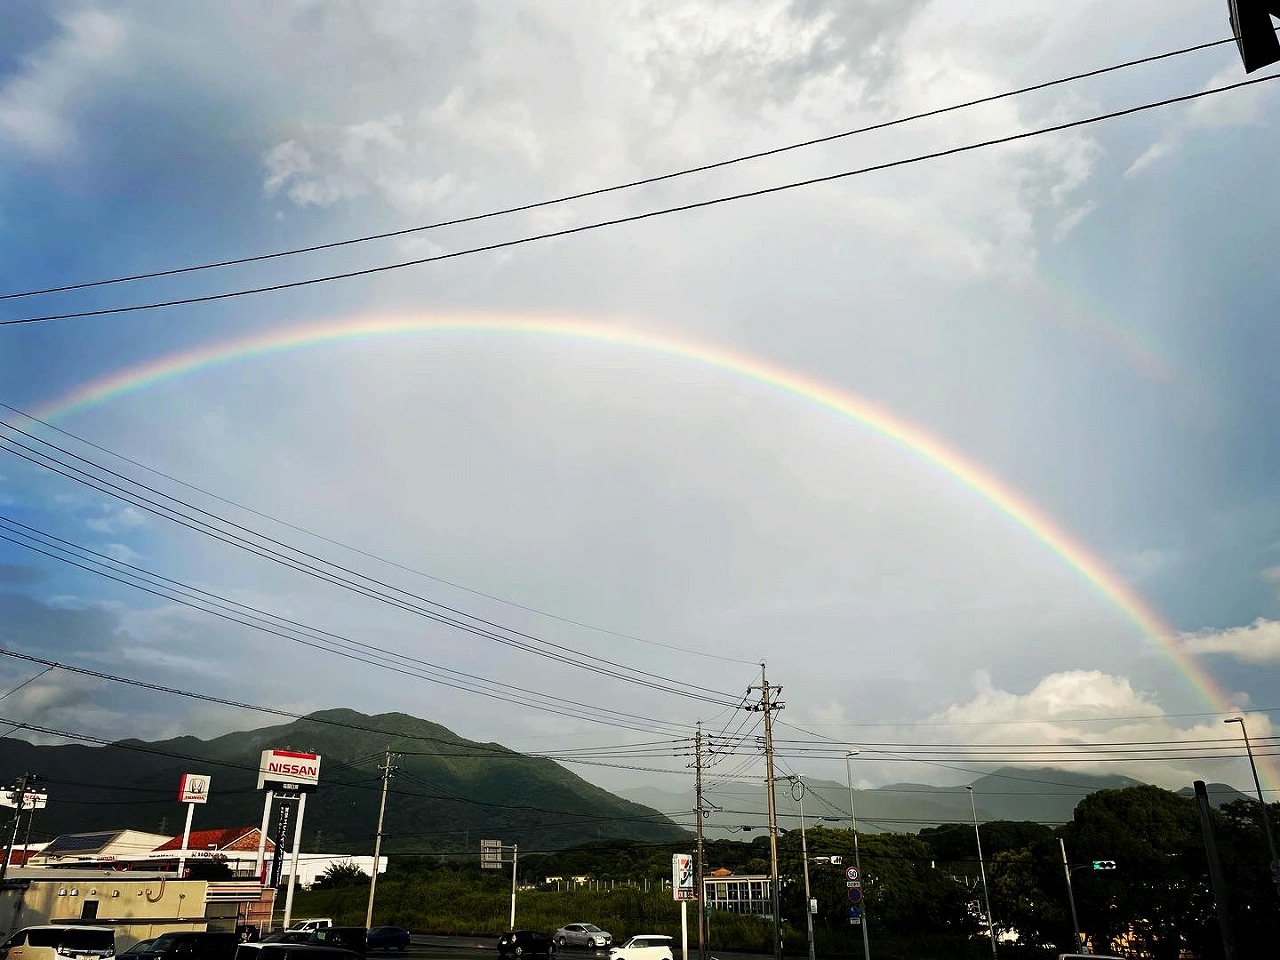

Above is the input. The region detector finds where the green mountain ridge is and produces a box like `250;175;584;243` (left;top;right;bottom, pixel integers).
620;767;1248;837
2;708;687;853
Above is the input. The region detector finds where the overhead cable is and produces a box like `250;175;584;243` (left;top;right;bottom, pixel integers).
0;32;1244;302
3;71;1279;327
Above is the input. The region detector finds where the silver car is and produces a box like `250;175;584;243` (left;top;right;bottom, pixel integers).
554;925;612;949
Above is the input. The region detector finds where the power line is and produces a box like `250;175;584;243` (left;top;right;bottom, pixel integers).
0;418;743;707
0;400;755;668
0;32;1243;303
4;71;1279;328
0;518;703;736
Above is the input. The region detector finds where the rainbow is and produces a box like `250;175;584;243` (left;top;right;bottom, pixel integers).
30;312;1272;786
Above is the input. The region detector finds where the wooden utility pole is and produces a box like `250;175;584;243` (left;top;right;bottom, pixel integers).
748;665;784;960
366;748;398;927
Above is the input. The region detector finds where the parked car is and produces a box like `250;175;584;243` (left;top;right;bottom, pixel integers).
135;933;239;960
304;930;365;958
608;937;672;960
1;926;115;960
497;931;554;958
283;924;331;936
118;940;161;960
363;930;408;954
234;945;359;960
554;926;612;950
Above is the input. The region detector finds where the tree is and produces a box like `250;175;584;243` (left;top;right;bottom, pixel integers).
313;859;371;889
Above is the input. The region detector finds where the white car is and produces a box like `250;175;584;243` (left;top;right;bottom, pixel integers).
608;937;673;960
554;925;612;949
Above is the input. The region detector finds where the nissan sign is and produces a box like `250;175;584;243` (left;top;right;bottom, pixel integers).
256;749;322;792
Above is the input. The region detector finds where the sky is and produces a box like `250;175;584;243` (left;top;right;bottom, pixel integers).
1;1;1280;826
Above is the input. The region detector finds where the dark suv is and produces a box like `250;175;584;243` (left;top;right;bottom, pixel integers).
137;933;239;960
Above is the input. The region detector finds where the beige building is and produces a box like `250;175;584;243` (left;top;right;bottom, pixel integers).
0;871;211;949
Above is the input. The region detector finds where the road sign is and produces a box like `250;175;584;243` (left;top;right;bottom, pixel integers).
848;887;863;904
481;839;504;869
845;866;859;881
847;906;862;925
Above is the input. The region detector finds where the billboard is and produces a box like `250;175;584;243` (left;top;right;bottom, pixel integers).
257;749;321;792
0;791;46;810
178;773;212;804
672;853;695;901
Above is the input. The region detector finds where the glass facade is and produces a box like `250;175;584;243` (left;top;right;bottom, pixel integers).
703;876;771;915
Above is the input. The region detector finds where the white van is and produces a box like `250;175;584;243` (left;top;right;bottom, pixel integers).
280;923;330;935
2;926;115;960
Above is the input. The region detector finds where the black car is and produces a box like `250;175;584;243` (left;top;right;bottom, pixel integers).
306;930;366;958
138;933;240;960
498;931;554;958
260;935;312;946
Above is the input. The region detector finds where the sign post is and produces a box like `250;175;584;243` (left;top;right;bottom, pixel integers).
255;749;321;928
845;866;863;927
673;854;695;960
482;840;519;929
176;774;211;878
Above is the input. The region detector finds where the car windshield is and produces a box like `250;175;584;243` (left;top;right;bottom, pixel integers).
582;927;602;934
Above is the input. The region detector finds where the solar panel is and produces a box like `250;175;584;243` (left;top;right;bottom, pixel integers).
41;831;120;855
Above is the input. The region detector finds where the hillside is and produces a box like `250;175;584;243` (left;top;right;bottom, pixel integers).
0;709;688;853
621;767;1249;837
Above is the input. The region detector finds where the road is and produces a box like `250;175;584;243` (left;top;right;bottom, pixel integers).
401;935;764;960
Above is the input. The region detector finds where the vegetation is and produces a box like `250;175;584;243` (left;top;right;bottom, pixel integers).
312;860;371;889
290;785;1279;960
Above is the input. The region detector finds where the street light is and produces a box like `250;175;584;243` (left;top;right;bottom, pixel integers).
844;751;872;960
1224;717;1279;886
965;786;997;959
788;777;817;960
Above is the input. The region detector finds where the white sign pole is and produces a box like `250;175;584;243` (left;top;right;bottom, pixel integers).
509;844;518;930
177;802;196;878
254;790;274;884
681;901;688;960
282;793;306;930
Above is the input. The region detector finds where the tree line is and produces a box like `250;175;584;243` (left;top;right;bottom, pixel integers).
294;784;1280;959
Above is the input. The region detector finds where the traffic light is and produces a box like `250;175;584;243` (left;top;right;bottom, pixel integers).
1092;860;1117;871
1228;0;1280;72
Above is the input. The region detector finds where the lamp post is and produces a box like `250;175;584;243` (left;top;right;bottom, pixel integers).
789;778;816;960
1224;717;1279;887
844;751;872;960
966;786;997;959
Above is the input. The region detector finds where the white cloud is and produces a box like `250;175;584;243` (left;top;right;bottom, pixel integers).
1176;618;1280;664
1124;139;1172;178
0;8;127;156
924;669;1249;788
85;504;147;534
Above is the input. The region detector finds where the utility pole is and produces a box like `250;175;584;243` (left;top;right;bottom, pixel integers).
1;773;41;884
694;724;707;960
366;748;398;928
747;665;784;960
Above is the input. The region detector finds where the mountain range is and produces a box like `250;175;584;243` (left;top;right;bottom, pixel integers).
0;709;686;854
1;709;1247;855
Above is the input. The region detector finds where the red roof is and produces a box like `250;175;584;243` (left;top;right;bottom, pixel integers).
153;826;275;853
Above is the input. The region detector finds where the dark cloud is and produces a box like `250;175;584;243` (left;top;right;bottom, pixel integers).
0;564;44;586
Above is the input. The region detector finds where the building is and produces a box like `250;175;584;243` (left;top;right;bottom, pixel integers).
702;871;772;915
0;869;212;948
151;827;278;879
29;831;173;869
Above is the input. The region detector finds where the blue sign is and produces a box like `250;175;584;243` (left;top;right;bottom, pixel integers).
847;906;862;924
